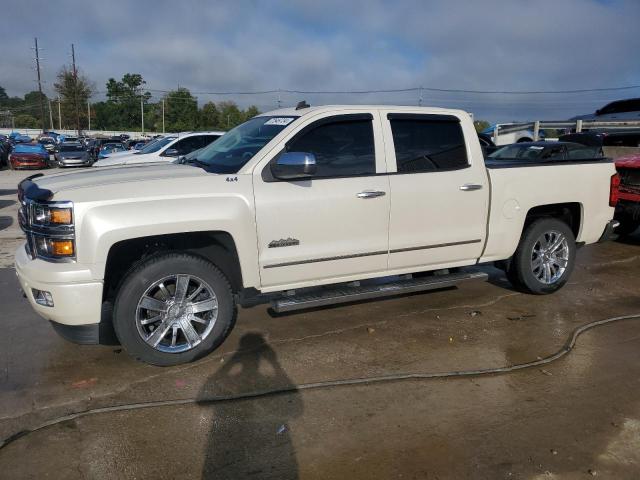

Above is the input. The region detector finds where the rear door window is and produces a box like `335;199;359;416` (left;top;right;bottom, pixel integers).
388;115;469;173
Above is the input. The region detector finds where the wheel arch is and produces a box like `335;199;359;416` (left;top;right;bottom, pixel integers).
523;202;583;240
103;231;244;301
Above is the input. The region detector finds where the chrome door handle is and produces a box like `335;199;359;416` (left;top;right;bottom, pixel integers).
459;184;483;191
356;190;386;199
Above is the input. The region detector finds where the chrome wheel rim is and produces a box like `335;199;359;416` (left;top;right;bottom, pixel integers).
135;274;218;353
531;230;569;285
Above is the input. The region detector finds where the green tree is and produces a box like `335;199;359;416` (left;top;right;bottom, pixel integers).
23;91;51;128
199;101;220;130
164;88;198;132
218;101;243;129
53;67;93;131
14;114;39;128
243;105;260;122
105;73;150;130
474;120;491;133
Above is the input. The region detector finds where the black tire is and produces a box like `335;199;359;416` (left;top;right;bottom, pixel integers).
113;252;237;366
507;218;576;294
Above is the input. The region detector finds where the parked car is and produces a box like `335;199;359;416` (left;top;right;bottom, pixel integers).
13;134;33;144
9;143;50;169
572;98;640;122
54;142;93;167
570;98;640;147
481;124;536;146
92;131;224;167
0;139;9;168
98;143;127;159
38;136;57;154
613;152;640;235
487;141;604;164
15;105;617;365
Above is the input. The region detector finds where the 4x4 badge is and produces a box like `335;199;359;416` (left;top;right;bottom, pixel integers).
268;238;300;248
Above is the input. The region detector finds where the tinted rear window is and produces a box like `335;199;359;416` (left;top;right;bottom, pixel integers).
389;117;468;173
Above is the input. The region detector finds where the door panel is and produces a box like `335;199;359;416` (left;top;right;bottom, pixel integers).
254;176;390;288
382;111;489;270
253;111;390;290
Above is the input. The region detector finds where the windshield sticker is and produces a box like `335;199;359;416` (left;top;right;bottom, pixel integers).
264;117;295;126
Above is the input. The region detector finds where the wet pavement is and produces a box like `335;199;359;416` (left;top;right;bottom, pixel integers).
1;168;640;478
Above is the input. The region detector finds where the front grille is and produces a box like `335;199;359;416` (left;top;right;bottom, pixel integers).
619;167;640;188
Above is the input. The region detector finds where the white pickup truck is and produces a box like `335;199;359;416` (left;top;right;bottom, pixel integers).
15;105;619;365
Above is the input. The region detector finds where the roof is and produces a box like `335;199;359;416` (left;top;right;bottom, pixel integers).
176;131;226;137
258;104;472;119
13;144;46;153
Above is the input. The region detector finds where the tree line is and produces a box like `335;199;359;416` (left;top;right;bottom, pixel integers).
0;69;260;133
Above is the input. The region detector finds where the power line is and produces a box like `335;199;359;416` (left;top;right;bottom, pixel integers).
144;84;640;96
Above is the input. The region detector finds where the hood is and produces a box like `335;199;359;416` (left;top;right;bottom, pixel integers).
615;153;640;169
34;163;209;194
58;150;88;158
93;152;153;166
102;149;135;158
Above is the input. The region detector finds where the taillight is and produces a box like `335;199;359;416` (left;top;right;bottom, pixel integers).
610;173;620;207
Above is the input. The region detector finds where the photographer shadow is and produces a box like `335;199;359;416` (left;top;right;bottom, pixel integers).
198;333;302;479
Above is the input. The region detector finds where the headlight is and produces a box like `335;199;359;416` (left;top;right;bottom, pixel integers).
33;204;73;226
20;200;76;262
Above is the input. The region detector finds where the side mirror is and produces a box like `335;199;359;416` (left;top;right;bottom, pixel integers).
163;148;179;157
271;152;317;180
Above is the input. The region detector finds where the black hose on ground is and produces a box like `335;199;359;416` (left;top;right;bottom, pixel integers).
1;312;639;451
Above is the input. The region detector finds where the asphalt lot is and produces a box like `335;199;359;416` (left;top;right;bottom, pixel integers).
1;167;640;479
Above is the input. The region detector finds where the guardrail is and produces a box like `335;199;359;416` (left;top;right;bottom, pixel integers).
493;120;640;143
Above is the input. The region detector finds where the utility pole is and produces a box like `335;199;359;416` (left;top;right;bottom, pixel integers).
71;44;81;136
48;99;54;130
33;37;46;133
162;99;165;133
87;100;91;131
57;95;62;130
141;96;144;135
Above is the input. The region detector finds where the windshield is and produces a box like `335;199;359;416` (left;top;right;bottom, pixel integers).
60;144;85;152
139;136;176;154
184;116;298;173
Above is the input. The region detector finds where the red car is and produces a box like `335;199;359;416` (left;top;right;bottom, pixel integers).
9;143;50;170
614;153;640;235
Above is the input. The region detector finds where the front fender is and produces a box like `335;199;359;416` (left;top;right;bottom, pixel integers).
76;194;260;288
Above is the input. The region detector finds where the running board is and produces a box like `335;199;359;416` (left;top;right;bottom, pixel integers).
271;270;488;313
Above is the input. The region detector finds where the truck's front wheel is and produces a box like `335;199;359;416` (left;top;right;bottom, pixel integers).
113;253;237;366
507;218;576;294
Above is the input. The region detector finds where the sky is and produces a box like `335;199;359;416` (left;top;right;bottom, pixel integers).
1;0;639;122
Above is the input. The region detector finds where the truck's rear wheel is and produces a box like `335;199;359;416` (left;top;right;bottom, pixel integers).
113;253;236;366
507;218;576;294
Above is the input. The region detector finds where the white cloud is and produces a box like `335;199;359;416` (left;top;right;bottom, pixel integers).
1;0;639;121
